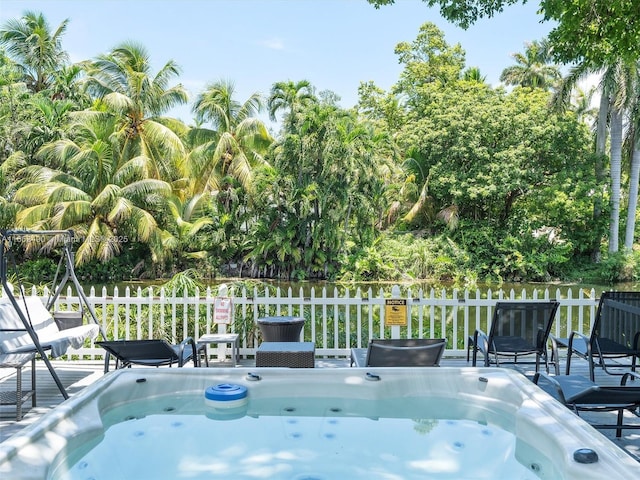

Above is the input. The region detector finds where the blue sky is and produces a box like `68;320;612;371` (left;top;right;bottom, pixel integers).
0;0;554;125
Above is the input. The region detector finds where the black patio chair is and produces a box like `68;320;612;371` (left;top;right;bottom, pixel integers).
469;301;560;373
97;338;201;372
533;371;640;438
551;291;640;381
350;338;446;367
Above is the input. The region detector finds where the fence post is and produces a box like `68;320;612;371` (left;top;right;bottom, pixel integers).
390;285;401;339
214;284;229;361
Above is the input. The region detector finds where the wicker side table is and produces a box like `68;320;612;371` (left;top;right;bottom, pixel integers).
0;353;36;421
255;342;315;368
257;316;305;342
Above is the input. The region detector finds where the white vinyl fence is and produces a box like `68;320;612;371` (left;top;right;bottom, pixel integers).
23;284;602;360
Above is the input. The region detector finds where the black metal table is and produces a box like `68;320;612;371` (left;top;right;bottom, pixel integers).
257;316;305;342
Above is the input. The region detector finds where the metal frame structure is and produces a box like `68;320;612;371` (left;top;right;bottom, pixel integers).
0;229;105;399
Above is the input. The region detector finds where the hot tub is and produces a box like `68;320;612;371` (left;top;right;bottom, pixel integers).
0;367;638;479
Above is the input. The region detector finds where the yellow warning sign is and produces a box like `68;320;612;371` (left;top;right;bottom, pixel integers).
385;299;407;326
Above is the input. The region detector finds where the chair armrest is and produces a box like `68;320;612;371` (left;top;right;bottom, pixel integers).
533;372;568;404
473;329;489;353
548;334;562;376
472;329;490;367
567;330;591;353
621;371;640;385
178;336;198;367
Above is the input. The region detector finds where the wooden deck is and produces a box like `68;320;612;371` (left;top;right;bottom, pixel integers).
1;355;639;463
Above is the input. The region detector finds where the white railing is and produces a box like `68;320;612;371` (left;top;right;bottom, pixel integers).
26;284;601;360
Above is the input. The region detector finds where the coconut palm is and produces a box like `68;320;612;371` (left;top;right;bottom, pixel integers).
82;41;188;182
188;79;272;194
0;11;69;93
500;40;561;90
267;79;317;123
12;112;171;265
162;192;214;271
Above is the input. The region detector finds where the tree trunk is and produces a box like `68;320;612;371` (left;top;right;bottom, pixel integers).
624;131;640;251
608;108;623;253
591;92;610;262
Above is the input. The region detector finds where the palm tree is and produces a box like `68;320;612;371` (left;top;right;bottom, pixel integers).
552;57;639;256
626;131;640;251
604;60;639;253
82;41;189;182
188;79;272;194
12;112;171;265
570;86;598;125
0;11;69;93
622;61;640;252
461;67;486;84
51;63;90;106
161;192;214;272
500;40;561;90
267;79;316;123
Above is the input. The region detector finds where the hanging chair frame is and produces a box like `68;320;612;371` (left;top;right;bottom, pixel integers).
0;229;105;399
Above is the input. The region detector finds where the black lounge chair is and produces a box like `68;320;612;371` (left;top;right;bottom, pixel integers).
551;291;640;381
97;338;200;372
469;301;560;373
533;371;640;438
350;338;446;367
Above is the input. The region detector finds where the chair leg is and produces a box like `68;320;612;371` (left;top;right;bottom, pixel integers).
103;352;111;373
616;409;624;438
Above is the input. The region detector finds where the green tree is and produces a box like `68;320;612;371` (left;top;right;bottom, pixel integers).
12;112;171;265
161;193;214;272
267;79;317;124
188;79;272;194
462;66;487;84
367;1;640;65
82;41;189;182
0;11;69;93
249;102;389;279
357;81;407;131
0;53;33;162
554;57;640;254
393;22;465;101
499;40;561;89
397;83;593;242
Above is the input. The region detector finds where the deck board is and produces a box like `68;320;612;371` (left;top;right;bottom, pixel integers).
1;355;638;462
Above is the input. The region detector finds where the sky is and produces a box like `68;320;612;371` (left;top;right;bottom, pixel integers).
0;0;555;126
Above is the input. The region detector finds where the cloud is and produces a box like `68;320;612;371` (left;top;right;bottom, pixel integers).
258;38;285;50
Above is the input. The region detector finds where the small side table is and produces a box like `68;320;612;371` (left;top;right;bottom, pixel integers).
197;333;240;367
0;353;36;421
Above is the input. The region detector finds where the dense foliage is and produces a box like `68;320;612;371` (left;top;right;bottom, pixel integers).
368;0;640;65
0;11;638;288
